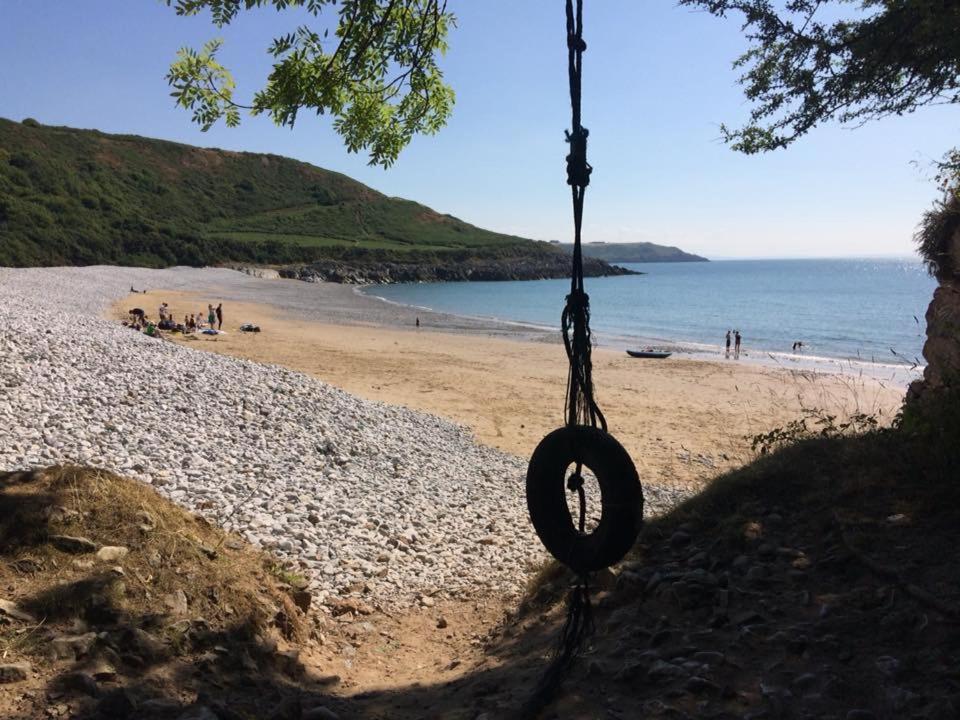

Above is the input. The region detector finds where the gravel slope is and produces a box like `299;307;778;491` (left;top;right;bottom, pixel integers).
0;266;688;607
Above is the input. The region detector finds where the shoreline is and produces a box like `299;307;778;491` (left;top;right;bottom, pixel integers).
356;282;922;389
108;267;907;492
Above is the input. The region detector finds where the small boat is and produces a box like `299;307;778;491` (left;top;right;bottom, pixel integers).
626;349;672;359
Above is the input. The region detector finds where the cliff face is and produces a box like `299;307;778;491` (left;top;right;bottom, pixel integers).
278;254;639;285
908;220;960;405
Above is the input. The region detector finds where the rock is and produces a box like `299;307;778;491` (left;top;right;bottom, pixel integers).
593;567;618;591
96;546;129;562
50;633;98;660
60;671;100;697
139;699;184;715
328;598;374;617
670;531;691;548
177;704;219;720
303;706;341;720
199;545;217;560
97;688;137;718
126;628;167;662
685;676;720;695
85;659;117;682
647;659;687;681
437;616;448;629
875;655;900;678
0;598;37;623
0;662;31;683
419;595;435;608
164;590;189;616
291;589;311;613
49;535;97;554
692;651;725;665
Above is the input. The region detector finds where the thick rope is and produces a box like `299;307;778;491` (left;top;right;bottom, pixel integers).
562;0;605;433
521;2;598;716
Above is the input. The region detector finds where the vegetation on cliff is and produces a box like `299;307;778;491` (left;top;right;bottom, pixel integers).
0;118;604;273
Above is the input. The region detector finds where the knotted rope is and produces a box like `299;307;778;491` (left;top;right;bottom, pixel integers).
520;1;599;715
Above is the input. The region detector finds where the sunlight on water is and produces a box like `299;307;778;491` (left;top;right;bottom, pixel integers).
365;258;937;367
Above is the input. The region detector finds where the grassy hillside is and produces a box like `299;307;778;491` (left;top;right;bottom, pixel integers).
0;118;548;267
558;240;708;263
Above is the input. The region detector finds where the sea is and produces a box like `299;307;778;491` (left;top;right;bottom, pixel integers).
363;258;937;383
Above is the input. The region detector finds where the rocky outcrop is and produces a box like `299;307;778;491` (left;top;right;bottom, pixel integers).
231;266;281;280
908;220;960;405
278;255;639;285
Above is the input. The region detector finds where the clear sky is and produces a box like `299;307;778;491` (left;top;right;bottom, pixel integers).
2;0;955;258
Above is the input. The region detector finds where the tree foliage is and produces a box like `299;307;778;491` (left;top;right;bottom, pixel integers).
679;0;960;154
165;0;455;167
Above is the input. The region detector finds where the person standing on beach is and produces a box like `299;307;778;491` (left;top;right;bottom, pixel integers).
734;330;742;357
216;303;223;330
725;330;731;356
207;304;216;330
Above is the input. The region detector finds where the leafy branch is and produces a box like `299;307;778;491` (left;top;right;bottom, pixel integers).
164;0;455;167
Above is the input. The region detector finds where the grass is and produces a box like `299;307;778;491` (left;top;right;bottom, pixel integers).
0;117;541;267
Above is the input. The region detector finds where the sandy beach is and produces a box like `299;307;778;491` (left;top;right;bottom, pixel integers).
118;273;907;491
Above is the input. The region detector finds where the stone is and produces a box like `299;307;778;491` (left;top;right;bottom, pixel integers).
176;704;219;720
95;546;129;562
692;651;725;665
291;589;311;613
437;616;448;629
96;688;137;718
685;676;721;695
49;535;97;554
60;671;99;697
0;662;31;683
303;706;341;720
647;660;687;681
0;598;37;623
50;633;98;660
164;590;189;616
328;598;374;617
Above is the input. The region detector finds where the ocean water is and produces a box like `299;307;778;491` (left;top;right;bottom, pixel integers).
364;258;937;368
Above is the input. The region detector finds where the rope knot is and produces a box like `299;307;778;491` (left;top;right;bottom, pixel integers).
566;471;585;492
565;127;592;188
565;289;590;314
567;32;587;52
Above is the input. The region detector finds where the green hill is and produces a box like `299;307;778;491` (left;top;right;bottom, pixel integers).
557;241;708;263
0;118;554;268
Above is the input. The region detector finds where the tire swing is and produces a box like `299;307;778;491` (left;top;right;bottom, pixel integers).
526;0;644;585
522;3;643;708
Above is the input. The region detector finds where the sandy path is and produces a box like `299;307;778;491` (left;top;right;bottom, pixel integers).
116;287;905;491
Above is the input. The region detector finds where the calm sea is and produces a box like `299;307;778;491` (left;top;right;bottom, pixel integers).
364;258;937;368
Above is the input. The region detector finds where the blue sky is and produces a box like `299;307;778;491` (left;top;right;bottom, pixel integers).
1;0;955;258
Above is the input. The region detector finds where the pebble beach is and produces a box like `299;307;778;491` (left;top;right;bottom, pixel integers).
0;266;689;608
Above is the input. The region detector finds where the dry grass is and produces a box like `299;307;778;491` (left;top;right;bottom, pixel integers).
0;465;305;650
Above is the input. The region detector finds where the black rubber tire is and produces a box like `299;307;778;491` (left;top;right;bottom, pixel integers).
526;426;643;574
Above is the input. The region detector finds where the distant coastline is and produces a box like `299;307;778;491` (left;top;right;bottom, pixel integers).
555;241;708;264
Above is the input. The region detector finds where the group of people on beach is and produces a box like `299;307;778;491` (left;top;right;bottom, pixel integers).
724;329;742;358
125;301;223;338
